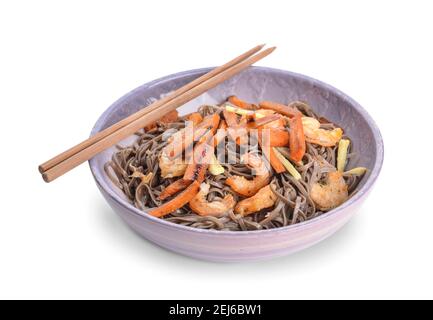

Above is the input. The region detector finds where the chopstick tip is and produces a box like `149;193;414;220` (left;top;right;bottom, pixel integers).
42;172;51;183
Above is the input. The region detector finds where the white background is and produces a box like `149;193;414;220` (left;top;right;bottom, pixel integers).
1;0;432;300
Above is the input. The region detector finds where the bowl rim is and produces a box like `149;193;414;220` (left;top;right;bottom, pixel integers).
89;66;384;235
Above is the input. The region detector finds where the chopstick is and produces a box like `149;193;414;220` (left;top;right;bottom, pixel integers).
40;45;276;182
38;44;265;175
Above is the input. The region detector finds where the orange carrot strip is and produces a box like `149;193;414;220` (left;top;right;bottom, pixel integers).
186;112;203;126
183;135;215;182
144;109;179;131
258;136;286;174
228;95;256;110
158;179;193;200
253;114;282;128
258;128;290;147
289;113;306;162
222;109;239;128
222;109;247;145
213;120;227;146
259;101;301;118
168;113;219;158
148;181;200;217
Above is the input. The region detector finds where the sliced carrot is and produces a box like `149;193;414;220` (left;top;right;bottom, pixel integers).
255;109;275;116
183;136;215;182
289;113;306;162
253;114;282;128
259;101;301;118
222;109;239;128
213;120;227;146
228;95;256;110
148;181;200;218
144;109;179;131
167;113;219;158
258;136;286;173
158;179;192;200
186;112;203;126
258;128;290;147
194;113;220;143
222;109;247;145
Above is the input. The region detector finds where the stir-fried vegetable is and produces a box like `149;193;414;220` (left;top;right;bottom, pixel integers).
337;139;350;172
289;113;306;163
183;139;214;182
222;108;239;128
228;95;256;110
225;105;255;117
209;154;225;175
130;171;154;184
273;147;301;180
258;127;289;147
344;167;367;176
158;178;192;200
258;137;286;173
148;181;200;217
144;109;179;131
213;120;227;146
259;101;301;118
166;113;220;158
186;112;203;125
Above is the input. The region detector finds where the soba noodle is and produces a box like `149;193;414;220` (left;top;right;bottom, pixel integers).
104;102;363;231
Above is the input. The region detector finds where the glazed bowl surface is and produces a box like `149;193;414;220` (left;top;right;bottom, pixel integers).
89;66;384;262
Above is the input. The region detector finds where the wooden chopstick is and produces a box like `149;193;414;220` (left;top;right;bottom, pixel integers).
41;46;276;182
38;44;265;174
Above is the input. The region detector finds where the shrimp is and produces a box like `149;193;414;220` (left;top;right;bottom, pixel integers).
302;117;343;147
189;183;236;217
159;151;187;178
310;171;348;211
234;185;277;216
226;153;270;197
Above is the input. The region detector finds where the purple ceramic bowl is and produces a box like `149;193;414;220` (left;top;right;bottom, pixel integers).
89;66;384;262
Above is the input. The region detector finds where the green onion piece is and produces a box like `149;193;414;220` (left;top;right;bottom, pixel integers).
337;139;350;172
209;154;225;176
343;167;367;176
273;147;301;180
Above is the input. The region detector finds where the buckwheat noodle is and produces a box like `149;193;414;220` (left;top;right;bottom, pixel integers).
104;103;363;231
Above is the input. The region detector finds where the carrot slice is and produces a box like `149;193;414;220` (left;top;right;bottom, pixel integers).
186;112;203;126
144;109;179;131
183;136;215;182
253;114;282;128
258;128;290;147
158;179;193;200
222;109;248;145
259;101;301;118
228;95;256;110
222;109;239;128
213;120;227;146
167;113;219;158
258;135;286;173
289;113;306;162
148;181;200;217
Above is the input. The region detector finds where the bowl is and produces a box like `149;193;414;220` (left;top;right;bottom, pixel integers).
89;66;384;262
